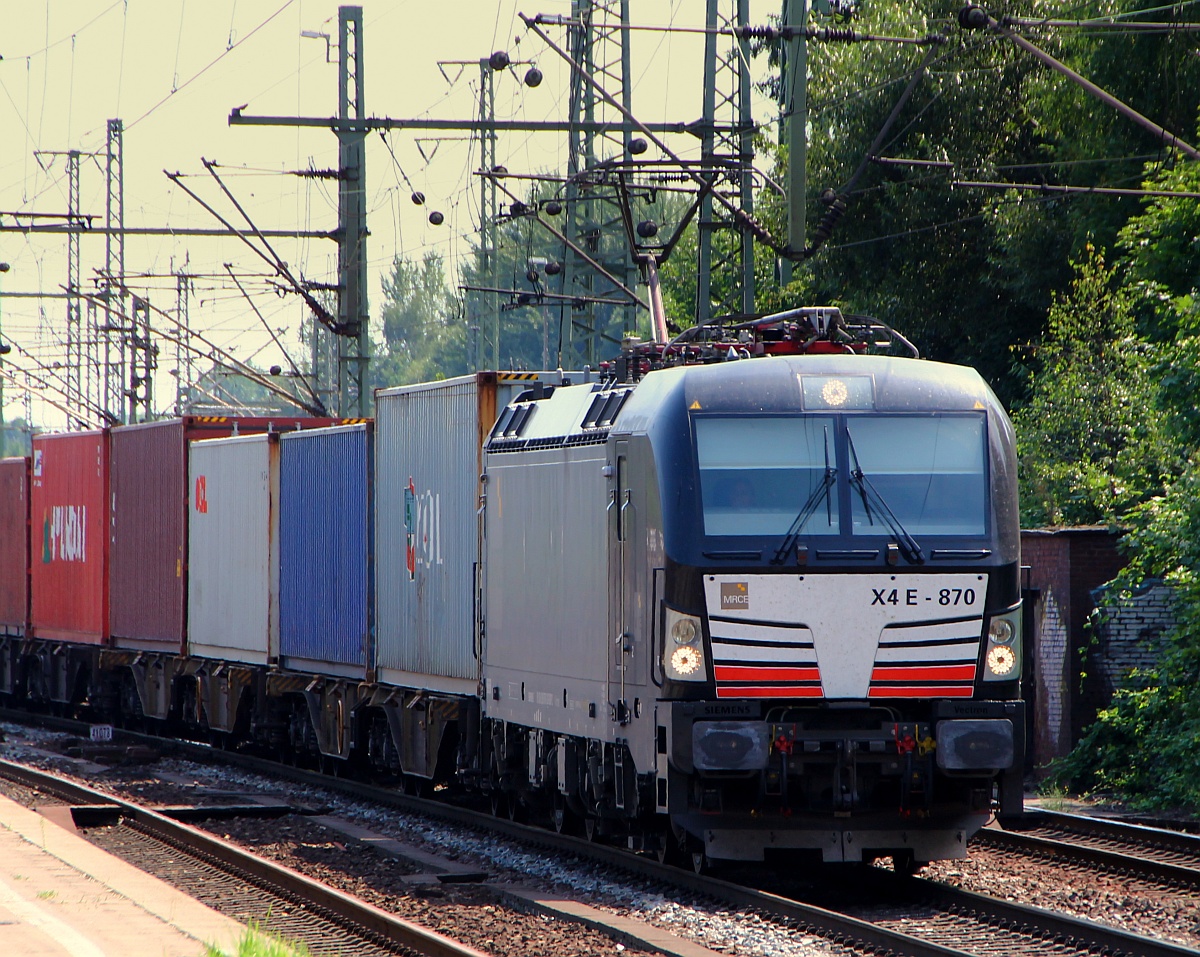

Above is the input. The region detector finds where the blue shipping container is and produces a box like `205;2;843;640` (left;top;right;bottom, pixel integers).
278;424;371;673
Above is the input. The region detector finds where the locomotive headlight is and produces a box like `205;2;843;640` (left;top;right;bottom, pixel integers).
821;378;849;407
986;644;1017;676
664;607;706;682
670;645;703;676
672;618;698;644
983;607;1022;681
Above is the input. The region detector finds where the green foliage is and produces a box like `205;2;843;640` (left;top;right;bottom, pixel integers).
749;0;1200;406
190;367;306;416
1049;457;1200;811
1051;677;1200;810
206;920;311;957
371;253;468;388
0;418;31;457
1013;247;1171;526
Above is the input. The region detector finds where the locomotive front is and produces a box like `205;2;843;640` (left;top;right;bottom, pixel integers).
641;354;1023;866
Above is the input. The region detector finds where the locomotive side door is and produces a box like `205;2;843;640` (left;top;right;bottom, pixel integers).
608;440;650;735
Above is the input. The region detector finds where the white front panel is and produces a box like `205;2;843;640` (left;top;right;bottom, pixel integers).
704;573;987;699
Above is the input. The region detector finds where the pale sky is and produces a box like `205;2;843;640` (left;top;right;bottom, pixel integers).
0;1;778;427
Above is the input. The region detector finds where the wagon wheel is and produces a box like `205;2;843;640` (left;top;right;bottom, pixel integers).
892;850;922;877
654;824;684;866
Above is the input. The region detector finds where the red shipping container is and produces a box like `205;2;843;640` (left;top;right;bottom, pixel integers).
110;416;345;653
30;431;109;644
0;457;30;634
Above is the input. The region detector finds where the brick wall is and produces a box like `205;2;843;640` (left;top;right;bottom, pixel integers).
1032;587;1069;764
1021;527;1129;768
1088;581;1174;697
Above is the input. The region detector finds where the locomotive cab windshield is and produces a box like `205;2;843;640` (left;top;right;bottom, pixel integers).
695;410;989;555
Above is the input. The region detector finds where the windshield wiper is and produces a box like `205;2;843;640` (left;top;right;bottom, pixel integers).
771;427;835;565
846;428;925;565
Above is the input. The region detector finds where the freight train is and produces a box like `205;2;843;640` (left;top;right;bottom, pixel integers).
0;306;1024;870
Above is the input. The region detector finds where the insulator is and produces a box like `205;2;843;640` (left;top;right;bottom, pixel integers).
510;200;528;216
269;365;282;376
428;210;445;226
544;200;563;216
544;261;562;276
489;50;510;71
526;268;539;282
410;191;425;206
492;164;508;175
524;66;543;88
958;5;990;29
736;25;777;41
812;27;859;42
628;137;648;156
812;199;847;244
636;220;659;238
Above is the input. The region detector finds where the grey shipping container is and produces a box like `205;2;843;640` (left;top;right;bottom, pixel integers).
187;433;279;665
278;424;372;677
374;372;564;692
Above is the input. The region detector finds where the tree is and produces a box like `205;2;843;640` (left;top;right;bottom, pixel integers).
1050;460;1200;810
372;252;467;388
1013;246;1172;526
751;0;1200;406
0;418;31;457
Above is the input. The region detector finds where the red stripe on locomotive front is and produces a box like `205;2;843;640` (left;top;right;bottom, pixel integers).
868;686;976;698
716;686;825;698
714;665;821;682
870;664;977;682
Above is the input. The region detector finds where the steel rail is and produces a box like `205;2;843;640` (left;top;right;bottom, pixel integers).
0;758;487;957
1;711;1193;957
975;809;1200;887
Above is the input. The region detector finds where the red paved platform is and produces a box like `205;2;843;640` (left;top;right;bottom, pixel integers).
0;793;247;956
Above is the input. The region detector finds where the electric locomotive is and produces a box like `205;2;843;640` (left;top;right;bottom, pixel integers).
479;307;1023;867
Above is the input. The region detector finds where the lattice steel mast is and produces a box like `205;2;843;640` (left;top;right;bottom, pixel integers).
697;0;757;322
561;0;636;366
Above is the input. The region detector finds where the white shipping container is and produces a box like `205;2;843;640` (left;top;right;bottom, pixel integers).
187;433;279;664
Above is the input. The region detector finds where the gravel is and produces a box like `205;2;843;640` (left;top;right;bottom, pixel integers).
3;721;1198;954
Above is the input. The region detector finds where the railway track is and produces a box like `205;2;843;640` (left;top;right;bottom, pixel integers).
0;756;486;957
1;712;1194;957
978;809;1200;890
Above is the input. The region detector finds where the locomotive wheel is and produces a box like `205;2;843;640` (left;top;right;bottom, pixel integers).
551;796;574;834
892;850;921;877
654;825;684;866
